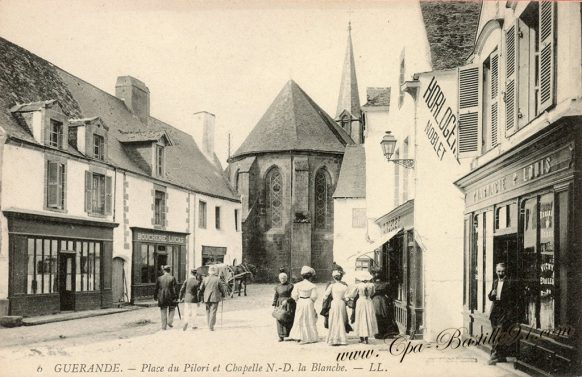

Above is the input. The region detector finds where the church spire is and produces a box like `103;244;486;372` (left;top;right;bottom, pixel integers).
336;22;362;143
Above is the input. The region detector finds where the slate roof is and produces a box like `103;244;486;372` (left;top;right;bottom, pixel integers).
0;36;238;202
333;144;365;198
363;87;390;108
336;27;361;119
420;1;481;70
230;80;353;161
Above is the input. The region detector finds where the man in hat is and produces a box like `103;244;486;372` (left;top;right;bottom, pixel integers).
154;265;178;330
198;264;227;331
179;268;202;331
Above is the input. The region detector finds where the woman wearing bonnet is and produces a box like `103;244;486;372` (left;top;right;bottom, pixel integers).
350;270;378;344
272;271;296;341
288;266;319;344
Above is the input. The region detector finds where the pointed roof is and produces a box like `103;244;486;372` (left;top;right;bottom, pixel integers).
335;23;361;119
230;80;353;161
333;144;366;198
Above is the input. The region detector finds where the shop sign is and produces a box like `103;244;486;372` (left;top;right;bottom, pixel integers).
468;144;572;206
421;76;460;164
135;231;186;245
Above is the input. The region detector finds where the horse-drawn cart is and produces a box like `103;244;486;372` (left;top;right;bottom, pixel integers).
195;262;256;298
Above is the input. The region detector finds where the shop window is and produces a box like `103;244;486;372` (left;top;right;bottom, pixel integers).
352;208;366;228
27;238;57;294
215;206;221;230
85;171;112;216
265;167;283;229
506;2;555;136
355;257;371;272
199;201;207;229
93;134;105;160
75;241;101;292
45;159;66;211
48;119;64;149
314;168;332;230
154;190;166;227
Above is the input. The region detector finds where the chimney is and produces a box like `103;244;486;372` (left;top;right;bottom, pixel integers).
192;111;216;162
115;76;150;124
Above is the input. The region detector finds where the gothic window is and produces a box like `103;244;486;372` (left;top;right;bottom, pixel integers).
266;167;282;229
315;168;332;230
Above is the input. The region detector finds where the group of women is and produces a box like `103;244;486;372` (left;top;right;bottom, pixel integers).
272;265;399;346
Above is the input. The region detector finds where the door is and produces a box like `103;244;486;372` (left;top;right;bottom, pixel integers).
58;252;76;311
112;257;126;304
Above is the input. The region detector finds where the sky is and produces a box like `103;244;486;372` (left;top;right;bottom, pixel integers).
0;0;423;165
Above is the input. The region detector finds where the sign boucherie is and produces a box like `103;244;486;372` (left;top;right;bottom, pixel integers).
135;230;186;245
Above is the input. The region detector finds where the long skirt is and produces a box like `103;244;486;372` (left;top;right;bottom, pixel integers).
372;296;399;338
354;297;378;337
327;299;348;345
275;299;296;338
288;298;318;343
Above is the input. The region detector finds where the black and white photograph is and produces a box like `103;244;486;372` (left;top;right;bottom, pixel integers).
0;1;580;376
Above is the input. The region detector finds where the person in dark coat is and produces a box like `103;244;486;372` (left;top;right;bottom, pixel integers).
179;268;201;331
272;272;296;341
371;271;399;339
154;265;178;330
488;263;521;365
198;264;227;331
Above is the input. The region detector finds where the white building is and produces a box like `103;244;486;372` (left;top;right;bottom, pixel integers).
0;37;241;317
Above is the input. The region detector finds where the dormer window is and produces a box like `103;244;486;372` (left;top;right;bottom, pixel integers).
49;119;64;148
155;144;165;177
93;134;105;160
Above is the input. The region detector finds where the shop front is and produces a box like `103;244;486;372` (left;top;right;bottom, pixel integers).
373;199;423;338
5;211;117;317
455;121;581;376
131;228;188;301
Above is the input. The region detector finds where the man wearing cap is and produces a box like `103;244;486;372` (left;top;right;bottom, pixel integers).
179;268;202;331
198;264;228;331
154;265;178;330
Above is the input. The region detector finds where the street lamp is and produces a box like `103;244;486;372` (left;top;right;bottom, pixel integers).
380;131;415;169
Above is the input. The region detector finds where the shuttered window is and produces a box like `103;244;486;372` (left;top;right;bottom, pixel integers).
46;160;66;210
490;53;499;148
505;23;518;136
458;65;481;157
538;1;555;113
84;171;112;216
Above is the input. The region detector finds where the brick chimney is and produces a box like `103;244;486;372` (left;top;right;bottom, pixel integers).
192;111;216;162
115;76;150;124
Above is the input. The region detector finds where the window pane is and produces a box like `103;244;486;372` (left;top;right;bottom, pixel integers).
88;243;95;291
522;198;538;327
140;244;148;284
148;245;155;283
76;242;82;291
95;243;101;290
28;239;36;294
539;194;554;329
266;168;282;228
42;239;50;293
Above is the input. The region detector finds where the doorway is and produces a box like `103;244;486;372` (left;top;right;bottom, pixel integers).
112;257;126;305
493;234;518;279
58;252;76;311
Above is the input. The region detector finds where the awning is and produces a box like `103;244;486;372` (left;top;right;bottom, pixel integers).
347;227;403;261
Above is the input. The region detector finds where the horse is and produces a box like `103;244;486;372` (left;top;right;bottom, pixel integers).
231;262;256;297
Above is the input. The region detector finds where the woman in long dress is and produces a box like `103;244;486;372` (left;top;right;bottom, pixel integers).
272;272;295;341
371;271;399;339
288;266;319;344
322;270;349;346
350;271;378;344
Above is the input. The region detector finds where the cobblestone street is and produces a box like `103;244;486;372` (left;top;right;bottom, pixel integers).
0;284;528;377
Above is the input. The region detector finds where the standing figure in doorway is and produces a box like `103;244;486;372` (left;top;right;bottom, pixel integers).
488;263;520;365
154;265;178;330
371;271;399;339
289;266;319;344
198;264;227;331
179;268;201;331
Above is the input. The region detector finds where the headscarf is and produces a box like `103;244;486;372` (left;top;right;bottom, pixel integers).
331;270;341;278
278;272;288;283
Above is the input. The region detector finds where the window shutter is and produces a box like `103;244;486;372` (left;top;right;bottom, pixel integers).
457;64;481;157
538;1;556;113
490;52;499;148
47;161;59;207
85;171;93;213
60;163;66;210
505;23;519;136
162;194;167;227
105;176;113;215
